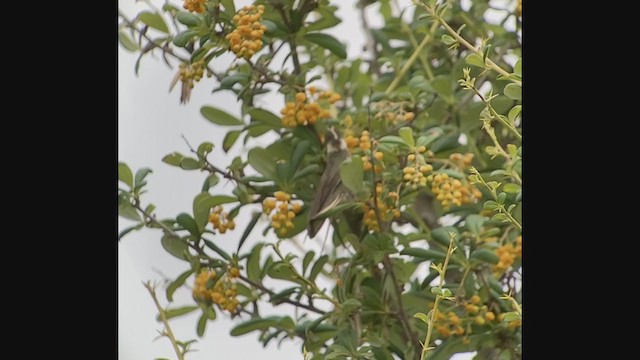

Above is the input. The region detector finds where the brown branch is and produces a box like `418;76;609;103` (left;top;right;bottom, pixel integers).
238;275;327;315
118;10;224;82
382;256;421;356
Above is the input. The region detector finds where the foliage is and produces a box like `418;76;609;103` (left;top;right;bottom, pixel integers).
118;0;522;359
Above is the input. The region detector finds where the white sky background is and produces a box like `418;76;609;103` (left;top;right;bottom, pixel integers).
118;0;515;359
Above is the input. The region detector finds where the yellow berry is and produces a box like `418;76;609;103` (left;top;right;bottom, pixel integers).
485;312;495;321
407;154;416;161
374;151;384;161
471;295;481;304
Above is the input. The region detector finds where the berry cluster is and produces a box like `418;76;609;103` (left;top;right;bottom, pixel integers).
179;60;206;90
263;191;303;235
183;0;205;13
432;294;499;344
280;88;340;128
402;146;432;190
192;268;241;314
428;173;482;210
226;5;267;59
210;268;241;314
362;184;401;231
493;236;522;274
448;152;475;169
372;101;415;124
209;206;236;234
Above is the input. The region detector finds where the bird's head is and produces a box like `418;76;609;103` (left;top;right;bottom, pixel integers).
325;126;348;155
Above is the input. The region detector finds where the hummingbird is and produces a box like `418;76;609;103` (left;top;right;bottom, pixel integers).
307;126;354;238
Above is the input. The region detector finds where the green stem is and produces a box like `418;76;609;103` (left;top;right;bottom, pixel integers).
144;282;185;360
420;234;456;360
423;4;520;85
386;21;439;95
400;19;434;80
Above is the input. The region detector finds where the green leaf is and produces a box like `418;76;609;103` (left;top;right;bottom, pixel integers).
134;168;153;188
220;0;235;13
230;316;281;336
470;249;499;264
223;130;241;153
514;59;522;77
118;162;134;188
177;213;200;237
162;234;189;260
261;19;288;37
201;106;244;126
503;183;521;193
504;83;521;101
465;53;485;68
339;155;364;193
432;75;454;104
502;312;521;322
118;223;144;240
219;73;249;89
119;32;139;52
180;157;201;170
248;108;282;128
379;135;411;150
246;243;264;281
430;134;460;153
118;202;141;221
176;11;200;27
193;192;214;231
414;312;430;324
197;142;214;157
342;298;361;313
416;127;444;148
400;248;446;262
203;239;231;260
197;312;207;337
306;6;341;32
292;164;319;181
508;105;522;123
173;30;197;47
290;140;310;174
304;33;347;59
441;34;456;46
238;211;261;251
309;255;328;282
162;152;184;166
138;12;169;33
248;147;277;179
431;227;460;247
483;200;499;210
302;251;316;275
157;306;198;321
166;269;194;302
247;123;272;137
398;127;415;147
465;214;485;235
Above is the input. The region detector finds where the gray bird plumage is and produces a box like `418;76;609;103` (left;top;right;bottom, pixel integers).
307;127;353;238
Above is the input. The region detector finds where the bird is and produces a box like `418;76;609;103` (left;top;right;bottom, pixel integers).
307;126;354;238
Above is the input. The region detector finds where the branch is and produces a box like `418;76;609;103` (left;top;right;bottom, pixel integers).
238;275;327;315
144;282;185;360
421;3;521;85
118;10;224;82
385;21;439;95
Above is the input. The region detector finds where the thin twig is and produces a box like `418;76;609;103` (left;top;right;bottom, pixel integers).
144;282;185;360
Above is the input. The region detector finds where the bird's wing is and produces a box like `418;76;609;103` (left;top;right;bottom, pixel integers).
307;169;345;237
